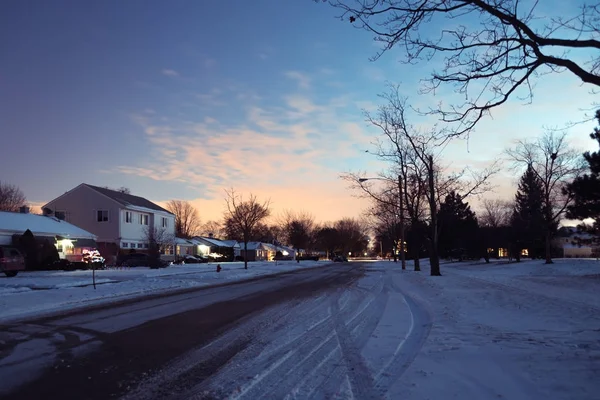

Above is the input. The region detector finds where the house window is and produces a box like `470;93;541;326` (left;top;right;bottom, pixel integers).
125;211;133;223
97;210;109;222
143;243;148;249
139;214;149;225
137;243;143;249
162;217;168;228
122;242;129;248
55;211;66;221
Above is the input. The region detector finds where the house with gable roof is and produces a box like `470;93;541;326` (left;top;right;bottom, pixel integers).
42;184;175;261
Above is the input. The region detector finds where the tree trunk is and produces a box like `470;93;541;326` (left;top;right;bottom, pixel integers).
544;229;553;264
427;155;442;276
413;256;421;271
244;240;248;269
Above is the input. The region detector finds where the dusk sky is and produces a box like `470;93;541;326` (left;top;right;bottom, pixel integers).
1;0;597;223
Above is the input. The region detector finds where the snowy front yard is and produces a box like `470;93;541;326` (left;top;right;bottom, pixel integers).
391;258;600;400
0;260;330;322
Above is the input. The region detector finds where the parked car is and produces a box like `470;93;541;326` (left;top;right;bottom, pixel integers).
183;255;208;264
333;255;348;262
0;246;26;277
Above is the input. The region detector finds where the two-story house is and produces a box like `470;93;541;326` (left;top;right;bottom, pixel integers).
42;184;175;262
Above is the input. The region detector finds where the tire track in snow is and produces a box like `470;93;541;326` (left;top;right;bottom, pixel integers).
373;275;433;394
190;278;385;399
310;277;388;400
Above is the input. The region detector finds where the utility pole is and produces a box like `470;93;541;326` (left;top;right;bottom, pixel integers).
398;174;406;270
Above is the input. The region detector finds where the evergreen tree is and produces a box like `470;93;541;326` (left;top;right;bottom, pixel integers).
511;165;546;259
437;191;479;260
566;110;600;236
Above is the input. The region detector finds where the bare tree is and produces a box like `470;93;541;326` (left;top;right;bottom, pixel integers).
479;198;513;228
224;190;271;269
143;226;175;268
323;0;600;136
200;220;225;238
507;131;586;263
165;200;201;239
279;210;317;257
344;84;498;275
0;181;27;212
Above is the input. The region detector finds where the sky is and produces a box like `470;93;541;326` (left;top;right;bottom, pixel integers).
1;0;598;224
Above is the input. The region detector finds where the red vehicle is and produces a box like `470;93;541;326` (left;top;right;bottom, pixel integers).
0;246;26;277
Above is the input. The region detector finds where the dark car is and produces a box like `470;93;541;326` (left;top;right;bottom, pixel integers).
0;246;26;277
183;255;208;264
333;255;348;262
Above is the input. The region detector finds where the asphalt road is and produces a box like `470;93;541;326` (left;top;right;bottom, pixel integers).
0;264;371;400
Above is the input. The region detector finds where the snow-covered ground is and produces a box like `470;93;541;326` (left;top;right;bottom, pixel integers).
122;257;600;399
0;260;330;322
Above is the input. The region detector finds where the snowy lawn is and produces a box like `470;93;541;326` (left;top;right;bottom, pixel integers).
0;260;331;322
384;258;600;400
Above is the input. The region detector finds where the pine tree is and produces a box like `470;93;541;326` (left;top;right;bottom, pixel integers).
566;109;600;236
437;191;479;260
511;165;546;259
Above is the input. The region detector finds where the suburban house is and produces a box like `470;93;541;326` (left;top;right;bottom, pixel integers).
239;241;273;261
174;237;196;256
42;184;175;262
0;208;97;261
191;236;239;261
554;226;599;258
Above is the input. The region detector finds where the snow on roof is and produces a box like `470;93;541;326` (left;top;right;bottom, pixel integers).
220;240;240;248
195;236;232;247
174;237;195;246
0;211;96;239
84;184;173;215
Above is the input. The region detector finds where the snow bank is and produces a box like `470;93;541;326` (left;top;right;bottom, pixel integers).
0;260;331;322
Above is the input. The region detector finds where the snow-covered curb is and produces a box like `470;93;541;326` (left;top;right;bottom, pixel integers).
0;260;335;323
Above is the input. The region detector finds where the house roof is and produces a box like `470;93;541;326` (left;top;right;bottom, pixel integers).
174;237;195;246
220;240;240;248
84;184;173;214
192;236;236;247
0;211;96;240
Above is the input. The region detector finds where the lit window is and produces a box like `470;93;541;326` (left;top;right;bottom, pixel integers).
125;211;133;223
97;210;109;222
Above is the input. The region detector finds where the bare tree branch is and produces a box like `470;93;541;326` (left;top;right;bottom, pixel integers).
0;181;27;212
323;0;600;136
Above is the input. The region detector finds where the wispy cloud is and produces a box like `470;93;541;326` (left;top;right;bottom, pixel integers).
162;69;179;77
284;71;311;89
115;90;374;203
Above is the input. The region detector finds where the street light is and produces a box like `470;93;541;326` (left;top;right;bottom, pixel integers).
358;175;406;270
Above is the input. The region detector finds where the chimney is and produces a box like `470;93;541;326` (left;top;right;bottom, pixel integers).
19;205;30;214
208;233;214;238
42;207;54;216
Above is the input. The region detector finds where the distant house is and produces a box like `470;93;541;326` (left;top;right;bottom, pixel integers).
0;208;97;261
191;236;240;261
42;184;175;262
239;242;273;262
554;226;599;258
174;237;196;256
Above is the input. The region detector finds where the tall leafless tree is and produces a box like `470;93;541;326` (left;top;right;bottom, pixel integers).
322;0;600;136
507;131;586;263
279;210;317;256
344;84;498;275
165;200;201;239
0;181;27;212
224;190;271;269
479;198;513;228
